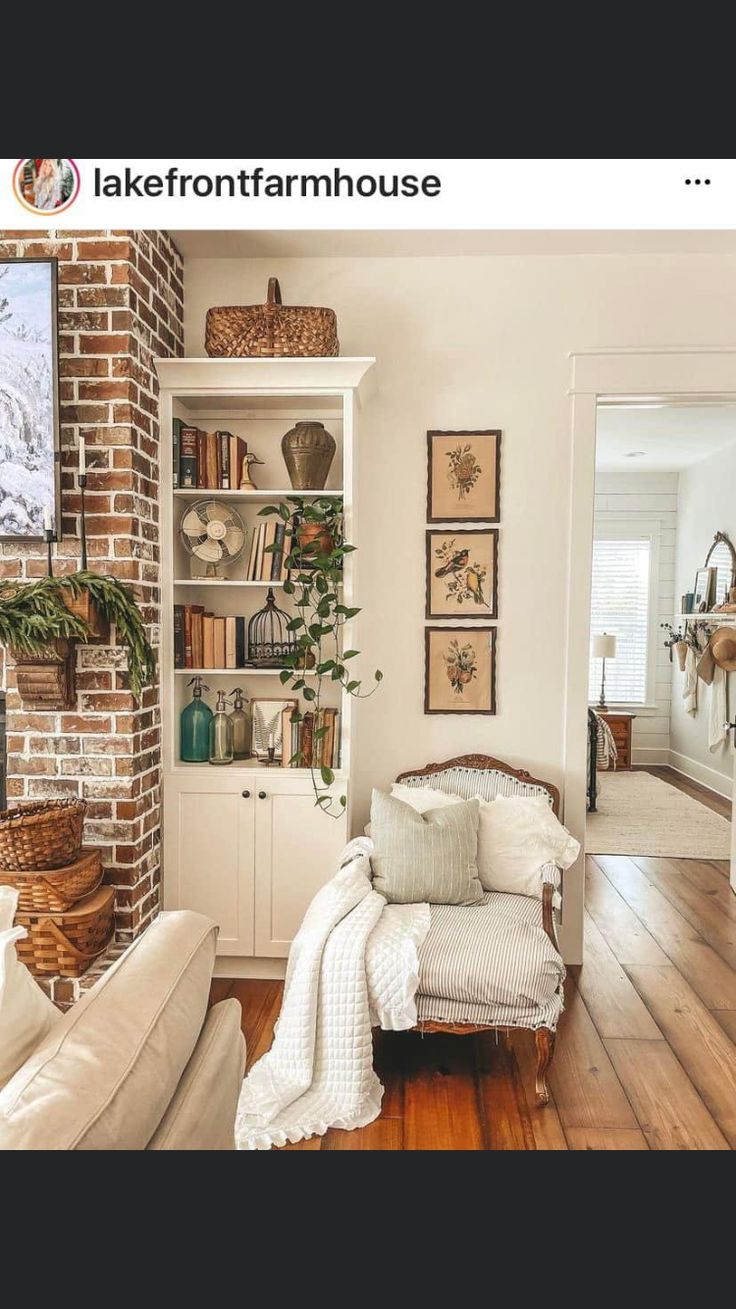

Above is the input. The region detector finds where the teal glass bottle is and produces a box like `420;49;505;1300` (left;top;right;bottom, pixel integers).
180;676;212;762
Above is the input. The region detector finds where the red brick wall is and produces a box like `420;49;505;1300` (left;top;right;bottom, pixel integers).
0;229;183;949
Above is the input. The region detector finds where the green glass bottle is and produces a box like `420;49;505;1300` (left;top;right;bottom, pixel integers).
180;676;212;763
229;687;252;760
209;690;234;765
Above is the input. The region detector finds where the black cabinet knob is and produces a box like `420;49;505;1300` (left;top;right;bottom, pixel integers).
241;790;251;799
258;791;267;800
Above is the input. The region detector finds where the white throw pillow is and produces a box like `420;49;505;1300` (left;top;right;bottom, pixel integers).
390;783;465;815
474;794;580;899
0;887;62;1089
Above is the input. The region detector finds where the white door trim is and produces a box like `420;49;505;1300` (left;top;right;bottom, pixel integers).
562;347;736;964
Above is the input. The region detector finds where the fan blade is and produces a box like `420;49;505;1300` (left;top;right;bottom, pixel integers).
182;508;206;536
205;502;231;523
222;527;245;557
195;539;224;564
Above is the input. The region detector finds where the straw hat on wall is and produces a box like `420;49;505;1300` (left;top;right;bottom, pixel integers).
710;626;736;672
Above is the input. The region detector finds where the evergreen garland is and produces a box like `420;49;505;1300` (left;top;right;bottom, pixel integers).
0;572;156;700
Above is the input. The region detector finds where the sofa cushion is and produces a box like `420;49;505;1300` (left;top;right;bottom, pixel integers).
417;891;564;1015
370;788;483;905
148;999;246;1150
474;794;580;898
0;910;217;1151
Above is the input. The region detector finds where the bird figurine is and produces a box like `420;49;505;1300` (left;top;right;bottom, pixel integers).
239;452;265;491
435;548;469;578
465;567;486;604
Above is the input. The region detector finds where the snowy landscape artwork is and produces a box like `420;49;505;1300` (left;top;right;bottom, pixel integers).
0;259;58;539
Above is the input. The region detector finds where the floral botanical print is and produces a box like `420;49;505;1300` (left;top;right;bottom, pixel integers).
445;443;482;501
444;638;478;695
434;537;487;606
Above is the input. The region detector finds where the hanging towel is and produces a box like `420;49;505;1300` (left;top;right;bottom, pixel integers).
708;665;728;751
683;646;698;716
697;640;716;685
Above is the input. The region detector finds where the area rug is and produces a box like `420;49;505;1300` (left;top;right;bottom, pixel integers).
586;770;732;858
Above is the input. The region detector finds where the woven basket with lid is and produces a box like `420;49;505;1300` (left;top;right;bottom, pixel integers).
205;277;339;358
0;798;87;871
15;884;115;977
0;847;102;913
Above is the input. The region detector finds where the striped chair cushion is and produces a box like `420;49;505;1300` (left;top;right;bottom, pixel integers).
416;891;565;1031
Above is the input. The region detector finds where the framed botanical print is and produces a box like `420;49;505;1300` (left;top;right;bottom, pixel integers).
426;529;498;619
425;626;496;715
427;429;501;523
0;258;60;540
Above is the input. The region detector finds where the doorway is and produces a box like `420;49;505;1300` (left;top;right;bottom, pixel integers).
562;348;736;966
585;401;734;874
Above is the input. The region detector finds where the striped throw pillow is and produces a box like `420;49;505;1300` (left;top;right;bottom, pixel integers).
370;789;483;905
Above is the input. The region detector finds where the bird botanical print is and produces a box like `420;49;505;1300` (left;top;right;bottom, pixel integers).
434;538;487;606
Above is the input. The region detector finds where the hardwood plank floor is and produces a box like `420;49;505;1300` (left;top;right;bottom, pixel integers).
218;841;736;1149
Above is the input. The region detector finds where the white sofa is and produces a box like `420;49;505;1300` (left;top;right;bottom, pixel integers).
0;910;245;1150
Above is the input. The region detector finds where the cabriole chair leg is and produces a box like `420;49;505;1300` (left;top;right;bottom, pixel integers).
534;1027;556;1106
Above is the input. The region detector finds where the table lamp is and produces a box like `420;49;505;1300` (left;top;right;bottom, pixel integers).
593;632;616;711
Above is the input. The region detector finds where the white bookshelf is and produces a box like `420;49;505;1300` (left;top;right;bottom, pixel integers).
155;356;375;975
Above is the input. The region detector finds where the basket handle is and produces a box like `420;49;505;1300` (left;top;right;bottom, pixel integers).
43;917;109;964
267;277;282;306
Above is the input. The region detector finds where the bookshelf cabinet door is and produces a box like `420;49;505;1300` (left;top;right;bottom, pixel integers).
164;778;255;956
254;781;348;957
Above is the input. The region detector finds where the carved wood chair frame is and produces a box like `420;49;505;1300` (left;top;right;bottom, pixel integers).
394;753;561;1105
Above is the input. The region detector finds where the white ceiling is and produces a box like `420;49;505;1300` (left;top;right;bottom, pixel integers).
596;404;736;472
170;230;736;259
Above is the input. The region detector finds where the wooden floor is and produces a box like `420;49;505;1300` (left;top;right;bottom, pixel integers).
214;768;736;1150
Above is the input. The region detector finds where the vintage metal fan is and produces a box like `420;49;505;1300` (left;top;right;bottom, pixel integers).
179;499;247;579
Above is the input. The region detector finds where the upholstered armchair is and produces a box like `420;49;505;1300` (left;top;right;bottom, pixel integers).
393;754;565;1105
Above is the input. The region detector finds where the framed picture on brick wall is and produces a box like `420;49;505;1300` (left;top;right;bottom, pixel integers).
0;258;60;541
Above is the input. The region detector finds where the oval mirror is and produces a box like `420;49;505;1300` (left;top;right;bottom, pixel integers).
705;531;736;607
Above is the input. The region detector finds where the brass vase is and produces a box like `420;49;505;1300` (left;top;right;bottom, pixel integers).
281;421;336;490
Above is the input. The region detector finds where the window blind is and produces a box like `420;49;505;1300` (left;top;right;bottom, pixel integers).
589;536;652;705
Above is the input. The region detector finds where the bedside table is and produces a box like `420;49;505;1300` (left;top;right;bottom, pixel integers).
597;711;636;769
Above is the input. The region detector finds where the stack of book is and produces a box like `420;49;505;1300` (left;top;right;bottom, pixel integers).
287;707;340;770
246;520;292;582
174;606;248;669
173;419;247;491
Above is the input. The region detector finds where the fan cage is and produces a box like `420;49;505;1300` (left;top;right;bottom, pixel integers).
247;588;298;668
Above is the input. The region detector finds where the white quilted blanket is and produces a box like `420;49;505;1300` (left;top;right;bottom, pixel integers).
235;837;429;1150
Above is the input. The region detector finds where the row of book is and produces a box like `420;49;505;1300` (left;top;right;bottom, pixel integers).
173;420;247;491
286;707;341;771
247;520;292;582
175;606;248;669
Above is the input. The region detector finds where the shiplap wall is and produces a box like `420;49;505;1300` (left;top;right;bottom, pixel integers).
594;471;678;763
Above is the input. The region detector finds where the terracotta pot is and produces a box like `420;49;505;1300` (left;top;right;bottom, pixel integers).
297;522;334;557
281;421;336;490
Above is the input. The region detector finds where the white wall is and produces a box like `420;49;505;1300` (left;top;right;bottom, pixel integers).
593;471;678;763
671;440;736;796
184;253;736;836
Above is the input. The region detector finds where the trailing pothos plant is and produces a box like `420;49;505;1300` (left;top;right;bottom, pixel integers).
259;495;382;817
0;571;156;700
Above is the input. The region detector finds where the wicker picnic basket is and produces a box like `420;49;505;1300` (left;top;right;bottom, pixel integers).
15;884;115;977
0;798;87;871
0;847;102;913
205;277;339;358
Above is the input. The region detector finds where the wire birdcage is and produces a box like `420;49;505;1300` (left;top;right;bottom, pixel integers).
247;588;297;668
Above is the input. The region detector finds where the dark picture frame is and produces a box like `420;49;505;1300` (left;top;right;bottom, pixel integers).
427;429;501;524
425;528;498;619
0;257;60;541
425;626;496;715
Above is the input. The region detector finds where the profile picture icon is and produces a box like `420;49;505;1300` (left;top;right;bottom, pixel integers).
13;158;80;214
